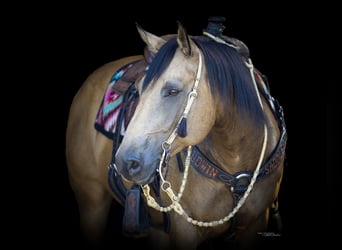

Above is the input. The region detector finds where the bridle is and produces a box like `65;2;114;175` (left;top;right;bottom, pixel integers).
142;47;269;227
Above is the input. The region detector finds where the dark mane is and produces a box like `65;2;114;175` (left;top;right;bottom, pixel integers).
142;38;178;91
142;36;266;126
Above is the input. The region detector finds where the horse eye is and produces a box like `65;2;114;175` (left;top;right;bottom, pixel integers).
169;89;179;96
162;82;181;97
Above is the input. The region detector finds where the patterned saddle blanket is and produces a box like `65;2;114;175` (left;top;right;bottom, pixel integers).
94;59;147;139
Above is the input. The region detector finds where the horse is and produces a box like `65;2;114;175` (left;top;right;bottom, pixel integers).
66;17;287;250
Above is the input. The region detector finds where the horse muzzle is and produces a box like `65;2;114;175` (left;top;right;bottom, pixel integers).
114;151;160;185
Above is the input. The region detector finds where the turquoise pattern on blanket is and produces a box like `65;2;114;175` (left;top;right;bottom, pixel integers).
94;63;133;139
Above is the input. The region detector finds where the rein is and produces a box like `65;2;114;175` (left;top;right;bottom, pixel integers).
142;50;269;227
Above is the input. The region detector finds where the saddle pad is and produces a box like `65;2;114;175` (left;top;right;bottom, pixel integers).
94;63;134;139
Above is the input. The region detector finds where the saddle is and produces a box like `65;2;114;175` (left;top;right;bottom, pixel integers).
111;54;148;95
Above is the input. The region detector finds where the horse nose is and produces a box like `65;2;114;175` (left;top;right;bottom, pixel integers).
115;148;160;185
115;152;142;179
127;158;142;176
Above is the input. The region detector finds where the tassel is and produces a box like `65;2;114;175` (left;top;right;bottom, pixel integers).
177;116;187;137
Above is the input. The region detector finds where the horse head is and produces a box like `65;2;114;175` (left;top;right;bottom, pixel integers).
114;22;216;185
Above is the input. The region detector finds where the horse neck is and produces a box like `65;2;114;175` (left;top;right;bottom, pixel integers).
197;105;276;174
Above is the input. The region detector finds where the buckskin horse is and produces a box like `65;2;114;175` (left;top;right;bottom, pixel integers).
66;17;287;249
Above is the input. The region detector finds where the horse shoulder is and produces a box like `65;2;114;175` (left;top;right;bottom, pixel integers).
66;55;143;184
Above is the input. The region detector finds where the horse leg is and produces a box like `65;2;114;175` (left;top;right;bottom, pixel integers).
168;215;200;250
71;179;112;247
268;198;283;233
145;227;171;249
232;210;270;250
145;214;199;250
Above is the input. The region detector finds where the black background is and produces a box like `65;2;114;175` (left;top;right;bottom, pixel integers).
9;2;338;249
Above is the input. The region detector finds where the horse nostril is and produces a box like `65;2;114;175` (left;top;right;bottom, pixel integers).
128;160;141;176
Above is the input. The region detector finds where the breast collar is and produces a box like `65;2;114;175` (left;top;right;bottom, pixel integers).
180;70;287;195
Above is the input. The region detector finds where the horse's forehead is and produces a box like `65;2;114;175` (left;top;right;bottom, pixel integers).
162;51;199;79
174;49;199;67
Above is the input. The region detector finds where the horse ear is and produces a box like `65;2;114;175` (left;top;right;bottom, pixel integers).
136;23;167;54
177;21;192;57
